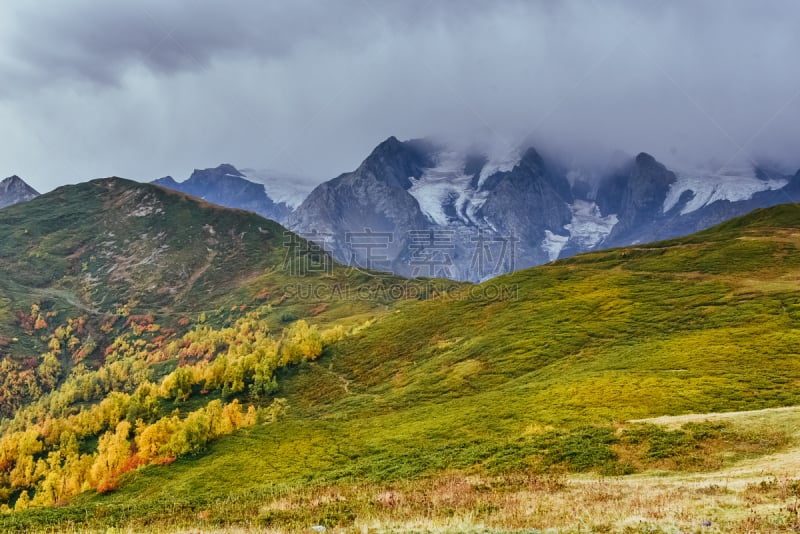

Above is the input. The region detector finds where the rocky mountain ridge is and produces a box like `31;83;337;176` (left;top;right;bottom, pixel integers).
0;175;39;209
288;137;799;281
152;164;293;224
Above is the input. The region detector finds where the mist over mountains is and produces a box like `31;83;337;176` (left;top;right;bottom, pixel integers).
4;132;797;283
288;137;799;281
86;136;792;282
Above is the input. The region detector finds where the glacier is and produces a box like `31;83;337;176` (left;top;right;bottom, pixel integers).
542;230;569;261
407;152;490;226
565;200;619;249
663;168;788;215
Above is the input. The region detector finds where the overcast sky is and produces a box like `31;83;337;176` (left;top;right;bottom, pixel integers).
1;0;799;193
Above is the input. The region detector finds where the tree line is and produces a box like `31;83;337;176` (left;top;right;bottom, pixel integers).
0;306;342;510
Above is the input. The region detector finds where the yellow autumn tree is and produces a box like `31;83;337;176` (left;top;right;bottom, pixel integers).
135;415;179;463
278;320;323;365
89;420;132;491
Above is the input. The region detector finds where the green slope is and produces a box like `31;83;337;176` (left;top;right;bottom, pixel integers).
7;204;796;529
0;177;418;334
3;203;800;531
0;177;442;418
0;177;439;335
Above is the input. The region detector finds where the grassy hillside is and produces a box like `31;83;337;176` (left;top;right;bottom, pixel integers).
3;203;800;532
0;178;443;415
0;177;451;524
0;177;424;336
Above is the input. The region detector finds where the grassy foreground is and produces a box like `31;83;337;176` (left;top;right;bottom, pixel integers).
5;407;800;532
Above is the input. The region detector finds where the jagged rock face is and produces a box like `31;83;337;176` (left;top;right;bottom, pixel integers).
596;152;678;246
639;168;800;243
144;140;799;282
152;164;292;223
590;159;799;248
476;148;574;266
288;137;434;275
290;137;800;281
356;136;436;190
0;176;39;209
290;140;579;279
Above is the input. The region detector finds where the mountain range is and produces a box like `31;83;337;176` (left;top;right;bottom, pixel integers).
0;177;424;371
289;137;800;280
142;137;800;281
6;137;800;283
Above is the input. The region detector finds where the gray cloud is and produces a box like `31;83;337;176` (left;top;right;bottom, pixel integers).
0;0;798;193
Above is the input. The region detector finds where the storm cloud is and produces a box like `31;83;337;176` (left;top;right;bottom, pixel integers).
1;0;798;192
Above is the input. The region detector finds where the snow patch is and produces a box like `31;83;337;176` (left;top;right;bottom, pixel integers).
477;150;519;188
664;168;788;215
542;230;569;261
240;168;316;208
407;152;490;226
565;200;618;249
541;201;617;259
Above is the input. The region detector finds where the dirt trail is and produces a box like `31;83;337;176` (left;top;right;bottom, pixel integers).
628;405;800;426
174;249;218;304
